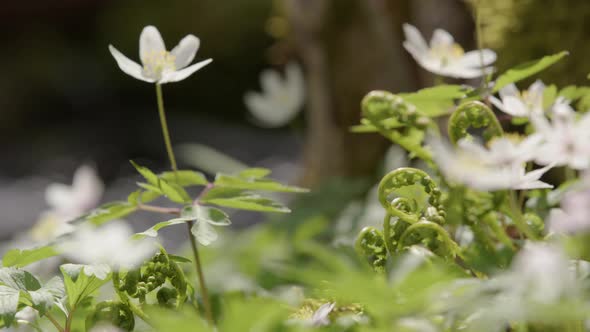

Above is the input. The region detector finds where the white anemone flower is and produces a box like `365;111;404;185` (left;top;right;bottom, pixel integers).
45;165;103;220
310;302;336;327
244;63;305;128
31;165;104;241
457;135;542;167
430;138;553;191
402;23;496;79
58;220;156;269
508;242;575;304
531;105;590;170
548;188;590;234
109;25;212;84
490;80;545;117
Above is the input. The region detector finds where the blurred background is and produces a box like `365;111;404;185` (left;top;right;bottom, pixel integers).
1;0;589;242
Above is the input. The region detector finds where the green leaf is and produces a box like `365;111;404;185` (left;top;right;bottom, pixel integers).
25;277;64;315
130;160;159;186
399;85;471;117
127;189;162;205
214;173;308;193
543;84;558;108
202;191;290;213
0;286;19;326
191;221;218;246
159;179;192;204
350;123;379;133
133;219;189;239
182;205;231;226
168;255;191;263
493;51;569;92
159;170;208;187
60;264;111;308
0;268;41;291
2;246;59;268
82;202;137;225
237;168;271;179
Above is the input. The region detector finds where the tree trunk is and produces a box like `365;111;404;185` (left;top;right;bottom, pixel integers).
285;0;474;187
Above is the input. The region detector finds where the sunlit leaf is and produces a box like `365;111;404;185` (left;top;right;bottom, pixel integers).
399;85;471;117
2;246;59;268
493;51;569;92
160;170;208;187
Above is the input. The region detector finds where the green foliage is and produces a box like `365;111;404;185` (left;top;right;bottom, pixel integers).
399;85;473;117
201;188;291;213
0;267;64;326
60;264;111;309
2;246;58;268
493;51;569;92
448;101;504;144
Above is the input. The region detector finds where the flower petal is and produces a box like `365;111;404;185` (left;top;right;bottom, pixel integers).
502;96;529;117
458;50;497;68
244;91;291;128
139;25;166;64
498;84;519;100
158;58;212;84
72;165;104;211
430;29;454;49
260;68;283;96
402;23;429;55
45;183;74;211
109;45;154;82
171;34;200;69
440;64;492;79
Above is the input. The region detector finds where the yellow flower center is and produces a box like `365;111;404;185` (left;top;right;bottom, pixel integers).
142;50;176;79
430;43;464;66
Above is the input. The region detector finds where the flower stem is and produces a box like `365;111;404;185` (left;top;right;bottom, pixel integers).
45;312;65;332
509;191;538;240
154;83;214;326
155;83;178;174
186;221;214;326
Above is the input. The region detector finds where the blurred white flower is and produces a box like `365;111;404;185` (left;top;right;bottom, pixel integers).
244;63;305;128
58;221;156;269
531;105;590;170
551;96;576;119
311;302;336;327
430;138;553;191
457;136;542;168
109;25;212;84
30;165;104;242
45;165;103;220
402;23;496;79
548;189;590;234
490;80;545;117
508;242;575;303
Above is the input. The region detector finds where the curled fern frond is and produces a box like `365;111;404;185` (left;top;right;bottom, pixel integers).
361;91;432;160
355;226;387;272
448;101;503;144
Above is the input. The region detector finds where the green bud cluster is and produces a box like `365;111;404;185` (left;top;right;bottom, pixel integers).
86;301;135;331
118;251;186;306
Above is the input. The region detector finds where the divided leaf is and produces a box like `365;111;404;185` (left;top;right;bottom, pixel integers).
60;264;111;308
214;170;308;193
202;189;291;213
493;51;569;92
399;85;471;117
160;170;208;187
2;246;59;268
81;202;137;226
